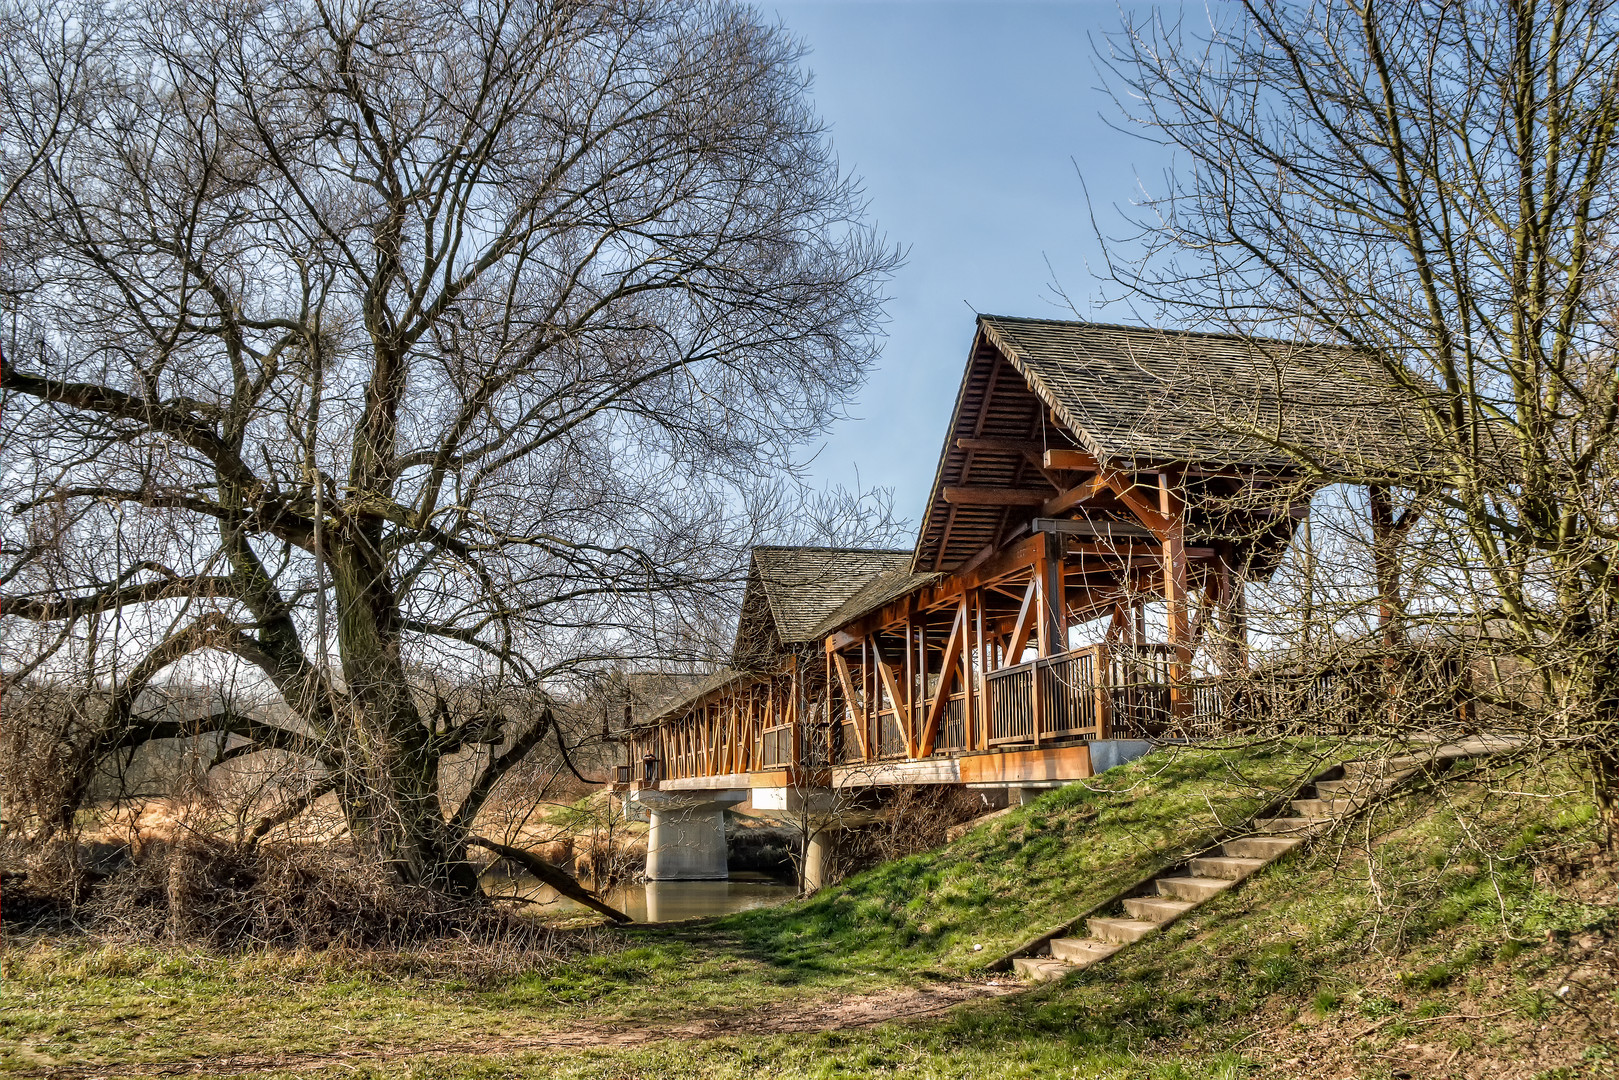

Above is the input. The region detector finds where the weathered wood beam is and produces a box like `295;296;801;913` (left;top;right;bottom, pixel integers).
1043;449;1100;471
1160;473;1192;721
955;436;1066;454
831;651;869;761
1109;472;1174;536
1040;474;1108;517
1004;578;1038;669
918;604;967;758
943;486;1052;507
1031;516;1155;539
825;533;1045;647
1065;542;1216;560
870;637;909;754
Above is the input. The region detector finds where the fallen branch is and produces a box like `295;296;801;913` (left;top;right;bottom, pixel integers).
467;835;631;924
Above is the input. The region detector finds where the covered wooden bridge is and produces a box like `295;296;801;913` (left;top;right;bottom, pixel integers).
620;316;1427;882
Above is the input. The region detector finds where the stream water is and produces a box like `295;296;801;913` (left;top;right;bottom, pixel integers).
493;871;797;923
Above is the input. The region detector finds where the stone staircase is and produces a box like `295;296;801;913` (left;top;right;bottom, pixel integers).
1011;754;1423;982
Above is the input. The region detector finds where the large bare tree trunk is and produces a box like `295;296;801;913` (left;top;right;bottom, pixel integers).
0;0;898;897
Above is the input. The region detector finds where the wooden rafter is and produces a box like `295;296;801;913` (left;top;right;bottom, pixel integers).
944;486;1051;506
1108;470;1174;536
1043;448;1099;471
1040;472;1108;517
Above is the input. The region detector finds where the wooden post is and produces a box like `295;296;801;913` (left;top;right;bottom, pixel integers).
1160;472;1192;723
974;588;987;750
1368;483;1398;649
1034;541;1050;659
916;620;927;757
1043;530;1067;657
861;636;872;758
961;595;974;753
788;656;799;769
1032;552;1046;748
1094;642;1112;739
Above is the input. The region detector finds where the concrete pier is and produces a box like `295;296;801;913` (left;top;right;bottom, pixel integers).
634;789;745;881
803;826;838;893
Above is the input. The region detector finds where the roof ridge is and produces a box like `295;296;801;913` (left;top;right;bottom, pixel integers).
977;313;1355;352
751;544;913;555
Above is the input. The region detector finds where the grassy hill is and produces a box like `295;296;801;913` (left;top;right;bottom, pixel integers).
4;739;1612;1079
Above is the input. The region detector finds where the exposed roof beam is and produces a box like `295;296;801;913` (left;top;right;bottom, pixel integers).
956;436;1069;455
1043;449;1099;471
1041;473;1109;516
942;486;1050;506
1065;543;1216;560
1030;517;1156;540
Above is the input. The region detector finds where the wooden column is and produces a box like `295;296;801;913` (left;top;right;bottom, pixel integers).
1214;545;1250;675
1033;542;1050;659
915;620;926;756
1094;642;1111;739
1160;471;1192;722
862;636;873;759
961;594;975;752
1042;529;1067;656
1368;483;1403;650
973;588;987;750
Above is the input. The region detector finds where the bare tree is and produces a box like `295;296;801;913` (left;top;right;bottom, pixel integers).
1099;0;1619;838
0;0;898;895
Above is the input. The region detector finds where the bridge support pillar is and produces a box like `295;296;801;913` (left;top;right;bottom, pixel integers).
803;826;839;893
634;789;746;881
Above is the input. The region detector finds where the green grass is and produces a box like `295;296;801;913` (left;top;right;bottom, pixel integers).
4;738;1611;1079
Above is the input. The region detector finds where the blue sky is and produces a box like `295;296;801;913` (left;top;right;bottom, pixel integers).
770;0;1168;527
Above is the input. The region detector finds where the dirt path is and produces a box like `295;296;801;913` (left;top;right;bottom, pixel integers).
30;980;1020;1078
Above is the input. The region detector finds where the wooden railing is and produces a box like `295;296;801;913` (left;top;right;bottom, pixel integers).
760;724;794;767
636;646;1474;782
878;708;907;759
986;645;1107;745
985;660;1036;744
939;692;968;751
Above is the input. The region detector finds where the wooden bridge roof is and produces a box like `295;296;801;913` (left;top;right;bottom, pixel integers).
914;315;1435;573
734;546;913;657
978;316;1426;467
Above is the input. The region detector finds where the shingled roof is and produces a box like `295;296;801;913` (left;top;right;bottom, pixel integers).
913;316;1454;571
807;567;943;639
733;546;913;662
977;315;1433;470
634;667;752;727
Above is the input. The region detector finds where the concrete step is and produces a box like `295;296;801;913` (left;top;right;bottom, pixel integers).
1188;855;1267;881
1291;797;1363;818
1343;758;1425;777
1014;957;1074;981
1088;916;1159;944
1049;936;1123;966
1221;836;1302;860
1124;895;1197;924
1314;777;1386;797
1156;874;1238;902
1253;816;1334;835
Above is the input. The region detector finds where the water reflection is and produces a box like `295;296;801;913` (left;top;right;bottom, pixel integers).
493;871;796;923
